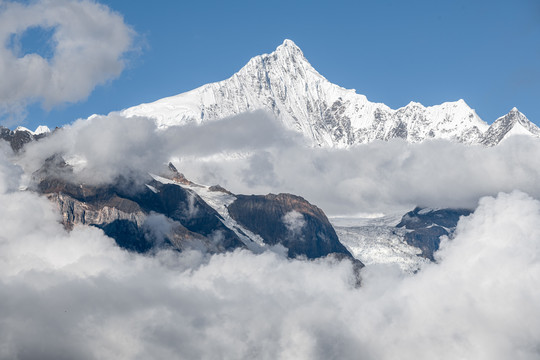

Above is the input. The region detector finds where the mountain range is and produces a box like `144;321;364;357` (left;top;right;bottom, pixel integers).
0;40;499;273
122;39;540;147
31;153;463;273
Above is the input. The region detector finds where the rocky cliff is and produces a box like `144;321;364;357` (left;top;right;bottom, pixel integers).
227;193;353;259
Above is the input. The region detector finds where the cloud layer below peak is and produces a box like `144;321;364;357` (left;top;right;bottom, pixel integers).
1;149;540;359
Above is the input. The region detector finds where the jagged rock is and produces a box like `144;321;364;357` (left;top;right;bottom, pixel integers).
208;184;233;195
166;162;198;186
0;127;34;152
32;157;357;268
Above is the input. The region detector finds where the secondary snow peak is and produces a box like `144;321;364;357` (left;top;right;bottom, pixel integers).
480;107;540;146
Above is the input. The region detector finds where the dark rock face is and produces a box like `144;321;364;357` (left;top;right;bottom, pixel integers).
98;220;152;253
396;207;472;260
131;180;244;251
208;184;233;195
35;163;245;254
227;193;355;260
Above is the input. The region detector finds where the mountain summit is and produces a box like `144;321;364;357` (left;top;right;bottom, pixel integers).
122;40;538;147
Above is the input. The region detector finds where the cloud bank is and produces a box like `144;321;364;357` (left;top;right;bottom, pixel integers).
0;0;134;120
2;138;540;359
1;106;540;358
16;111;540;215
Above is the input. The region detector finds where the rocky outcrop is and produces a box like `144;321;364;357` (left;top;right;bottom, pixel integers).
227;193;355;260
396;207;472;260
1;127;34;152
167;162;198;186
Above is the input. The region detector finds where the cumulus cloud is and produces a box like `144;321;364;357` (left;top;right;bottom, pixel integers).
0;0;135;121
2;139;540;360
15;111;540;216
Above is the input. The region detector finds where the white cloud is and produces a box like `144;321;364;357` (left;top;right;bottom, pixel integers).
283;210;306;235
1;144;540;360
0;0;134;120
6;127;540;357
16;111;540;216
17;111;294;187
173;129;540;215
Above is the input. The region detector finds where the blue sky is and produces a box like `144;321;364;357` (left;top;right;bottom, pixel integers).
2;0;540;130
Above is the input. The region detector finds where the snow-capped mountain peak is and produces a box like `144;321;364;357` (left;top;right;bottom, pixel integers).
275;38;305;57
481;108;540;146
121;40;535;147
14;125;51;135
33;125;51;135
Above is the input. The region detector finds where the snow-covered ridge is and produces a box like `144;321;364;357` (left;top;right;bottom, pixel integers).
122;39;539;147
14;125;51;135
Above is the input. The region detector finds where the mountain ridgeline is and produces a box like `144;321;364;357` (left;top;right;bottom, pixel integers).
123;39;539;147
2;41;538;152
32;156;360;265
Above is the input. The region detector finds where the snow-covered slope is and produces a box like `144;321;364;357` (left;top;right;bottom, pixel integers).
122;39;536;147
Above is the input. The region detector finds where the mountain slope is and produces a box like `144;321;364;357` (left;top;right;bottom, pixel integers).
121;39;537;147
32;156;357;262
